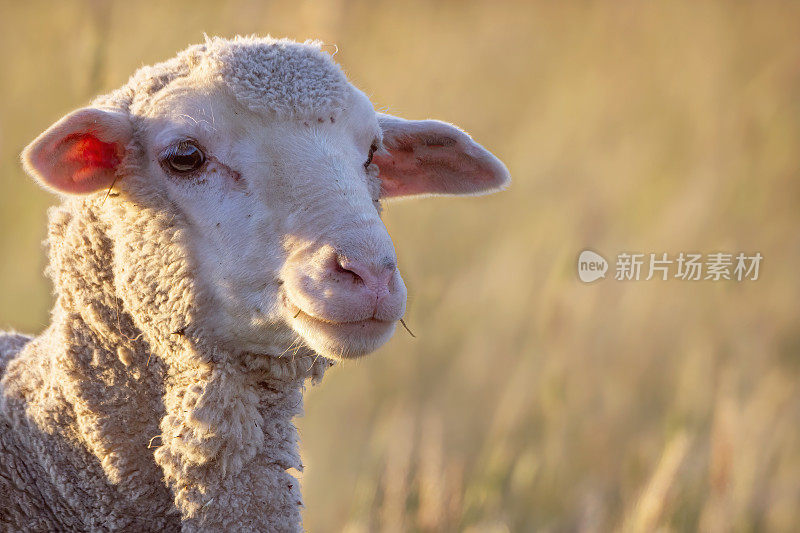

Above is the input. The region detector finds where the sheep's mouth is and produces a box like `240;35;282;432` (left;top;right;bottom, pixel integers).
280;292;396;359
281;292;392;327
294;308;387;327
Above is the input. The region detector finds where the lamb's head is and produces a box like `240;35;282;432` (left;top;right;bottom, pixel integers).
21;36;509;361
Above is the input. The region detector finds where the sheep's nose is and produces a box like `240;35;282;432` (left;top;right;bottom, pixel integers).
334;254;396;297
284;246;406;323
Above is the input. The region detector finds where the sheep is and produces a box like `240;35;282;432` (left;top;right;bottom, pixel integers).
0;35;510;532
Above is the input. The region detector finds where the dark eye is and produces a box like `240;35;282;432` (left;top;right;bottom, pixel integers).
364;142;378;170
165;141;205;173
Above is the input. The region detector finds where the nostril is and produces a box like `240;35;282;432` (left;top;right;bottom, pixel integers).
334;254;348;273
334;254;395;292
335;254;365;284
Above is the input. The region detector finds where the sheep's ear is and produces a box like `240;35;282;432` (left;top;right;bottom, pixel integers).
22;107;132;195
374;113;510;198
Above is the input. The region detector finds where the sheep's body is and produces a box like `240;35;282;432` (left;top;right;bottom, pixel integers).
1;329;181;532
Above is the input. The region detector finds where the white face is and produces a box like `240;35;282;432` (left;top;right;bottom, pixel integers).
140;78;406;359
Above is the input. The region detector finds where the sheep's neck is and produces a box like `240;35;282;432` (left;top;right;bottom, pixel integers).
19;200;326;530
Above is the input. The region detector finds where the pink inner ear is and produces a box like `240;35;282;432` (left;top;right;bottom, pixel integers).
36;133;124;194
375;115;510;199
62;134;121;180
374;141;498;197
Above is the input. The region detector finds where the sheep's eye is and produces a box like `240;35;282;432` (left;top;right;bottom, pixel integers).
364;142;378;170
165;142;205;173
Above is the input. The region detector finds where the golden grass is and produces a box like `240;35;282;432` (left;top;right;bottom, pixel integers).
1;1;799;531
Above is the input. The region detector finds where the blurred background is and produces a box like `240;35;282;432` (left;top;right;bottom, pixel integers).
2;1;799;531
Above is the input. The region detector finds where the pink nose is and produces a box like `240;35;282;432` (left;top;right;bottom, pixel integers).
334;254;396;298
284;246;406;324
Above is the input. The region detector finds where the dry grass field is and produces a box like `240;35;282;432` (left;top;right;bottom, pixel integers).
1;1;799;531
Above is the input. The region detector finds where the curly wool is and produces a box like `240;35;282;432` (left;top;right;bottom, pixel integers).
1;198;330;531
96;35;350;119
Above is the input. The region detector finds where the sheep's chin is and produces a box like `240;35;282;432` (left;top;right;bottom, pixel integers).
286;308;397;360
